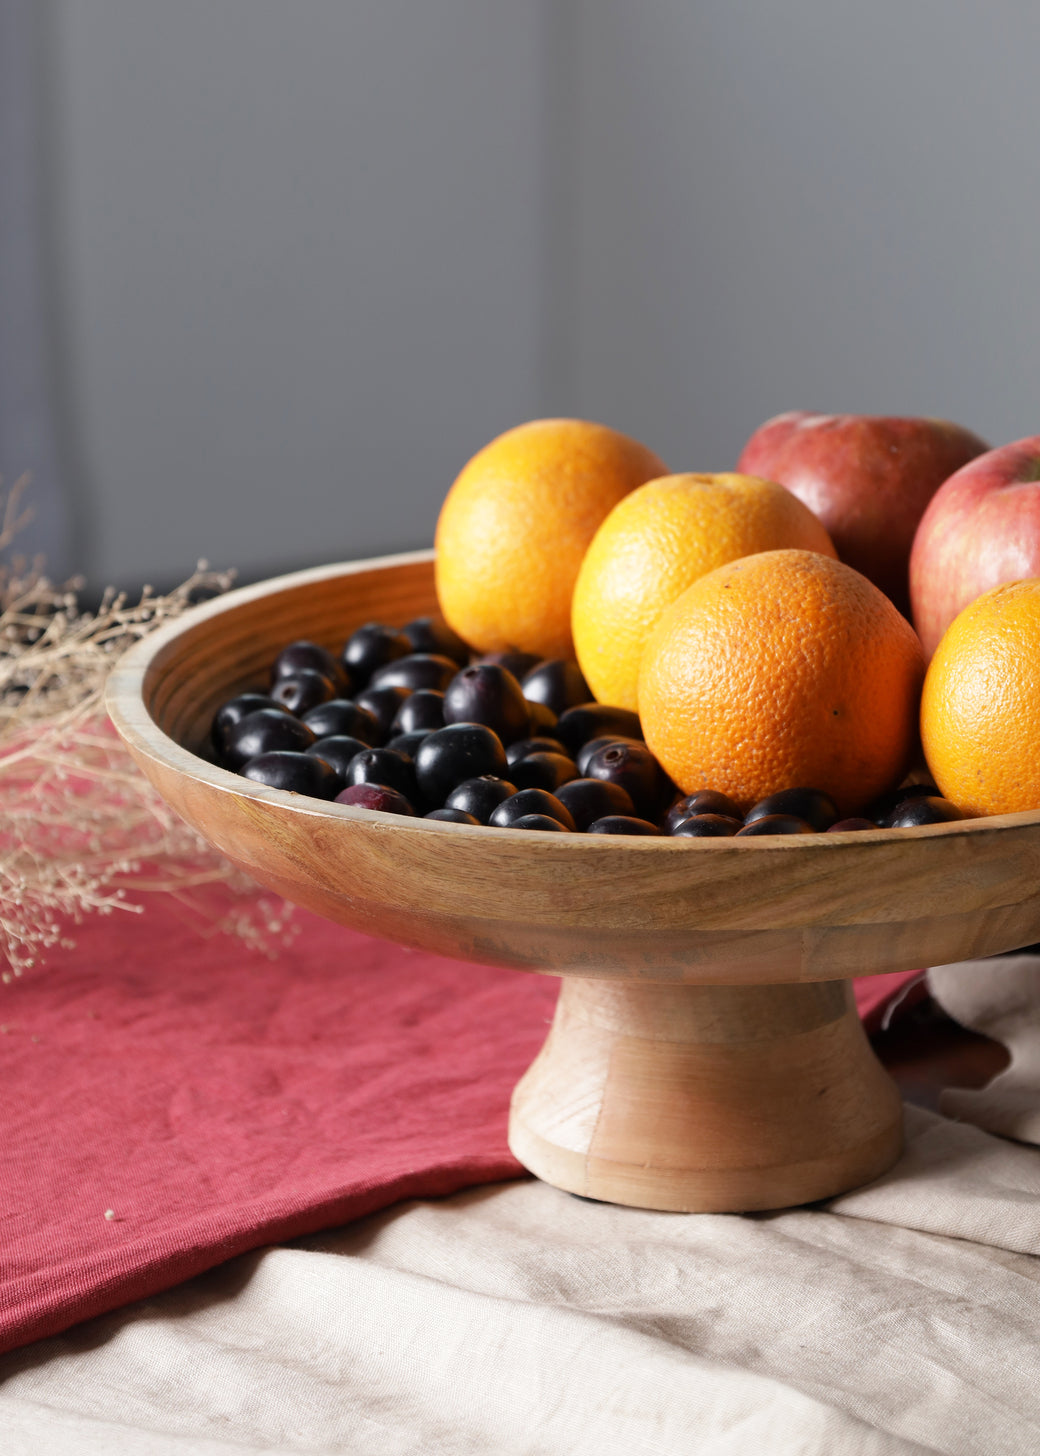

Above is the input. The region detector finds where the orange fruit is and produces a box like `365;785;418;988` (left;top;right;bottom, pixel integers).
638;550;926;816
921;579;1040;817
571;472;836;710
435;418;666;659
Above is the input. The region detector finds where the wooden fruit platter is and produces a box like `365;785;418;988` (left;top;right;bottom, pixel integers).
105;550;1040;1213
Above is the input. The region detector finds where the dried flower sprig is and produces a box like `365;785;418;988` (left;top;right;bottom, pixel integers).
0;477;293;978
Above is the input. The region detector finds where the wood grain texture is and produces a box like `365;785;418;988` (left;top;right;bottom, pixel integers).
103;549;1040;1209
509;980;903;1211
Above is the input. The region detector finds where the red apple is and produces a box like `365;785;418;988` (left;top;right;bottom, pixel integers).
737;412;989;615
910;433;1040;656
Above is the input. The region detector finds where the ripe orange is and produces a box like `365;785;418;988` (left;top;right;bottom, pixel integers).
638;550;926;816
921;579;1040;817
571;473;836;710
435;419;666;659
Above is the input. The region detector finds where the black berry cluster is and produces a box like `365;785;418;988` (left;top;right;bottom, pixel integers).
210;615;963;836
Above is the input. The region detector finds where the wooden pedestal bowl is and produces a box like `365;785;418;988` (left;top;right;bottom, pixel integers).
106;550;1040;1214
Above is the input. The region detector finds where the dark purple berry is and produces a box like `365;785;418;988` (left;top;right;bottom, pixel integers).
575;735;643;778
414;724;509;805
306;735;368;786
335;783;414;816
826;817;877;833
386;730;432;758
663;789;743;833
583;740;667;819
444;775;517;824
524;699;560;738
508;752;578;793
342;623;411;687
670;814;742;838
271;640;350;695
477;650;542;680
392;689;445;735
443;664;531;745
879;796;963;828
509;813;567;832
868;781;940;822
222;709;316;769
240;750;339;799
587;815;661;836
354;685;411;740
424;807;480;825
744;788;839;833
370;653;458;693
555;704;643;755
521;659;591;717
556;777;635;830
270;670;337;717
506;736;563;766
301;698;381;746
735;814;815;837
489;789;576;831
211;694;290;755
402;615;470;665
346;747;416;799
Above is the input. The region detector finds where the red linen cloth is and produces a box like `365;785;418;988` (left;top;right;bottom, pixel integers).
0;897;916;1356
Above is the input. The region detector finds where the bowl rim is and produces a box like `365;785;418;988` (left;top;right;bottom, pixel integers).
105;549;1040;852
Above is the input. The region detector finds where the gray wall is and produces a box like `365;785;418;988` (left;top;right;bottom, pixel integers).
43;0;555;586
17;1;1040;587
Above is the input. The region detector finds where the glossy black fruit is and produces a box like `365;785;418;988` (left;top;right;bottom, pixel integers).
735;814;815;837
335;783;414;816
489;789;576;831
443;664;531;745
521;659;591;717
583;740;667;819
301;698;382;746
508;752;578;793
392;689;445;735
555;704;643;755
524;699;560;738
354;685;411;739
444;775;517;824
370;653;458;693
346;747;416;799
744;788;839;833
240;750;339;799
868;781;940;822
222;709;316;769
826;817;877;833
414;724;509;805
509;813;567;832
478;650;542;681
271;640;350;695
575;735;643;778
671;814;743;837
341;622;411;687
386;730;432;759
555;777;635;831
305;735;368;786
506;736;562;766
424;807;480;825
402;615;470;665
586;815;661;835
270;669;337;717
211;694;289;755
663;789;743;833
878;796;963;828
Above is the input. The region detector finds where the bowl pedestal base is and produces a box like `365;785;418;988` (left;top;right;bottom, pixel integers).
508;977;904;1213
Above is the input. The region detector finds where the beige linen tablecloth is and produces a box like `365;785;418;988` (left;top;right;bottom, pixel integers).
3;958;1040;1456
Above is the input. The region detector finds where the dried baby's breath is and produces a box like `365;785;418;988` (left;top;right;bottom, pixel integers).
0;477;294;976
